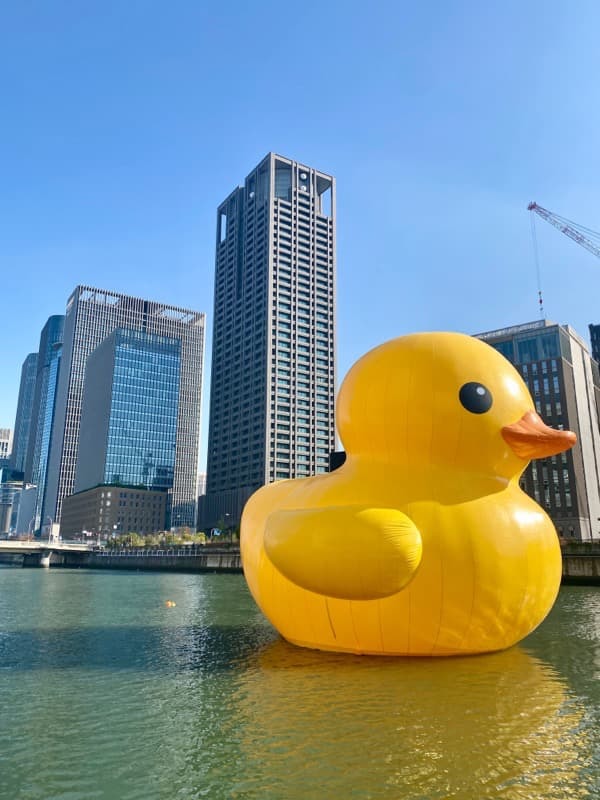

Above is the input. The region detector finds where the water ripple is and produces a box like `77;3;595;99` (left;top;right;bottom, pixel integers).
0;569;598;799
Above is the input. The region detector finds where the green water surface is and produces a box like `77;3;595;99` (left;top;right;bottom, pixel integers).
0;567;598;799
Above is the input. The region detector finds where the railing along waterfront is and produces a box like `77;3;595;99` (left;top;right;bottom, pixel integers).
85;545;242;573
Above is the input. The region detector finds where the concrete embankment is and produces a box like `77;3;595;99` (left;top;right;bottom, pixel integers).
561;544;600;585
1;547;242;573
3;544;600;584
85;547;242;573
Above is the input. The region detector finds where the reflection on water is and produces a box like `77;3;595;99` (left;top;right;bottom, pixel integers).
0;569;598;800
229;641;588;800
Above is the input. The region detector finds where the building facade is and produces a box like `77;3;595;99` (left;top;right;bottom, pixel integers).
200;153;336;528
476;320;600;540
74;329;181;523
22;315;65;532
14;486;38;535
0;467;27;534
589;323;600;364
61;485;167;539
44;286;205;528
10;353;38;473
0;429;13;468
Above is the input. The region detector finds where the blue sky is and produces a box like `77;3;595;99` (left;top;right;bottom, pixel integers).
3;1;600;469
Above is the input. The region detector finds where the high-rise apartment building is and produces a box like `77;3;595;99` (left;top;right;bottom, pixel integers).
10;353;38;472
200;153;336;528
476;320;600;540
24;315;64;531
44;286;205;528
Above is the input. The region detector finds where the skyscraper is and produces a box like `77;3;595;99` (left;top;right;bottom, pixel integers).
200;153;336;528
75;328;181;495
44;286;205;527
476;319;600;540
24;315;64;531
10;353;38;472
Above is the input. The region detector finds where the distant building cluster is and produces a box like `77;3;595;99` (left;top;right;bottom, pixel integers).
4;288;205;539
3;152;600;541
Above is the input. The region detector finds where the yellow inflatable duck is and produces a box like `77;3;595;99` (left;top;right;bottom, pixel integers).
241;332;576;656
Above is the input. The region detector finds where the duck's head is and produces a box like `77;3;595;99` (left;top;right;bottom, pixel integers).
337;332;576;480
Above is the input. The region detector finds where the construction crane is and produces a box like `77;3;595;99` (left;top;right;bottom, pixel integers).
527;202;600;318
528;202;600;261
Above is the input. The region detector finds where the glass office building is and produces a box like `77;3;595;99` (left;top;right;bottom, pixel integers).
10;353;38;473
200;153;336;528
21;315;65;532
44;286;205;528
476;320;600;540
32;342;62;531
75;329;180;495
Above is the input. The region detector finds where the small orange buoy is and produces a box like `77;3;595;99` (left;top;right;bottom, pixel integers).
165;600;176;608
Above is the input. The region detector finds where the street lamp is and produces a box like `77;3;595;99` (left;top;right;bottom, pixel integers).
225;512;231;545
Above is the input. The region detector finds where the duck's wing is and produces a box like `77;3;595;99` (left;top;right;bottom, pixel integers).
264;505;422;600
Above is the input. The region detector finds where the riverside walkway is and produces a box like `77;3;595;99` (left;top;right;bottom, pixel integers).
0;540;242;572
1;539;597;582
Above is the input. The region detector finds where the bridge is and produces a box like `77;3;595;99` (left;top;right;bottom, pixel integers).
0;540;94;567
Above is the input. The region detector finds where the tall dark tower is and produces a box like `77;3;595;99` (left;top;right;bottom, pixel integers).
201;153;336;527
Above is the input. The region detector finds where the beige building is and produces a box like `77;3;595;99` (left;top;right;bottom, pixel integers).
61;485;167;539
476;320;600;540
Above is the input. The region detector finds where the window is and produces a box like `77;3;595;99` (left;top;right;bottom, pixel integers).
219;211;227;243
275;162;292;200
493;340;514;360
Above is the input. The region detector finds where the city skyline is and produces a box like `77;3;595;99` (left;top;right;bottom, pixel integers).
5;3;600;471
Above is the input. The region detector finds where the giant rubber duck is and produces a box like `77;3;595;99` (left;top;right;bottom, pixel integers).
241;332;576;656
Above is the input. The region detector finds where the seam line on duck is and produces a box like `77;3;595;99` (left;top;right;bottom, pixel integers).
456;496;477;654
506;502;531;650
349;599;361;652
324;597;336;640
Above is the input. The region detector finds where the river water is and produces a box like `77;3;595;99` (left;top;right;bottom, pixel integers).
0;567;598;800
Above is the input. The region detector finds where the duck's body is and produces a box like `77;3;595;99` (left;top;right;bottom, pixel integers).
241;332;574;656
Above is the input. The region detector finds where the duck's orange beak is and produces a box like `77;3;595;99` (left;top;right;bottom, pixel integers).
501;410;576;460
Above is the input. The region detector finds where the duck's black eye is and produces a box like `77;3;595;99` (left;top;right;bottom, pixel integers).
459;382;493;414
